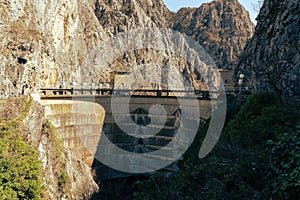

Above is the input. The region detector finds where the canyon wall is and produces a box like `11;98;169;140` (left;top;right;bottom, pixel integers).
235;0;300;95
0;0;254;97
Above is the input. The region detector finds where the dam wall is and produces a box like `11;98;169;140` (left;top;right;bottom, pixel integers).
40;96;212;178
40;100;105;166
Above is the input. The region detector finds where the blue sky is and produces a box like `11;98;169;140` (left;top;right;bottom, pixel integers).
163;0;259;23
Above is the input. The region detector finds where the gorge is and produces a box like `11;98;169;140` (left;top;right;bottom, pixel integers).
0;0;299;199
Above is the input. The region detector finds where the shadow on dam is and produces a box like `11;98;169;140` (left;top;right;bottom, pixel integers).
89;95;209;181
92;108;183;181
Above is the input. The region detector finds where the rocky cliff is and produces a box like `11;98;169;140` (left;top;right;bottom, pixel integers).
235;0;300;95
94;0;170;34
0;0;105;96
0;0;173;97
171;0;254;69
0;0;254;97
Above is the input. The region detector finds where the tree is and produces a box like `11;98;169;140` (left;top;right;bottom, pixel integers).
0;97;45;199
0;136;45;200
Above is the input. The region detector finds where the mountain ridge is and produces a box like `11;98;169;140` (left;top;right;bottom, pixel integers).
170;0;254;69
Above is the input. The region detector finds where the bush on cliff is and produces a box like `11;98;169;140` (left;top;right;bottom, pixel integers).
0;97;45;200
266;129;300;200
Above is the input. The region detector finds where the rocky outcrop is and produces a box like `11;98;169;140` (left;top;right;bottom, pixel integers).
0;0;173;97
0;0;255;97
235;0;300;95
94;0;170;35
0;96;98;199
0;0;105;96
171;0;254;69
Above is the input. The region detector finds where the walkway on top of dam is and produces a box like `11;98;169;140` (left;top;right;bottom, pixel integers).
39;87;249;100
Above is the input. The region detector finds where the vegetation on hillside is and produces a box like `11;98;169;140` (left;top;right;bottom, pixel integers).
0;97;45;199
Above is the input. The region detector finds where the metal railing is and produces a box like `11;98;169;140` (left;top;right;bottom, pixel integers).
40;87;253;99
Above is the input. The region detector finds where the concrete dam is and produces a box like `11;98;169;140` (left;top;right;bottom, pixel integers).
40;94;212;179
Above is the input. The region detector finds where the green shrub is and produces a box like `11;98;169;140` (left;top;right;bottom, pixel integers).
266;129;300;199
0;136;45;199
225;93;298;149
0;97;45;199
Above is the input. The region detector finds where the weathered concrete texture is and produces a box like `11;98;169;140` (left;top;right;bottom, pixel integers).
41;96;211;179
40;100;105;166
46;96;212;120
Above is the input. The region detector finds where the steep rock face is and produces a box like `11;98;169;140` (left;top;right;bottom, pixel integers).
95;0;170;35
0;0;173;96
90;0;214;90
236;0;300;95
92;0;201;88
0;0;254;97
171;0;254;69
0;0;105;96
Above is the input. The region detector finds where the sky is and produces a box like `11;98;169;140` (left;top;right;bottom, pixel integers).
163;0;260;24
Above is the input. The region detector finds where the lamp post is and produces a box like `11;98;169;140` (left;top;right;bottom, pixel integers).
238;74;245;95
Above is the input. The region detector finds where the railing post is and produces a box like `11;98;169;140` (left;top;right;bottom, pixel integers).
157;90;161;97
